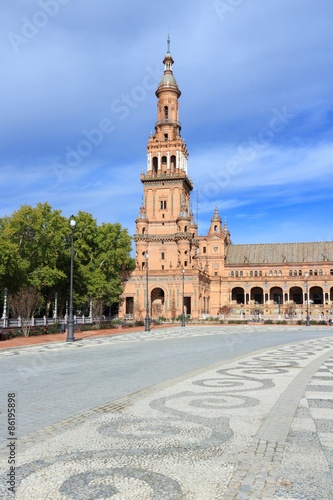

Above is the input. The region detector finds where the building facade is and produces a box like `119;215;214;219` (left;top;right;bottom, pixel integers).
120;46;333;322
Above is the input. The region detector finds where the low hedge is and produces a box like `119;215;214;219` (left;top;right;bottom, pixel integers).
4;325;64;338
80;321;119;331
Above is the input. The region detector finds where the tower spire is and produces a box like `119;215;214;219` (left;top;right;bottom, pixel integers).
145;45;189;180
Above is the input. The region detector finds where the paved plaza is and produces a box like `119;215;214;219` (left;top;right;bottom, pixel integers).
1;326;333;499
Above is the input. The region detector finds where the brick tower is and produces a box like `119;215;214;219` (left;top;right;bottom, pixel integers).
120;39;212;322
120;41;333;324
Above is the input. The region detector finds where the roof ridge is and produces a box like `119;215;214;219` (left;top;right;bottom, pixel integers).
230;241;333;246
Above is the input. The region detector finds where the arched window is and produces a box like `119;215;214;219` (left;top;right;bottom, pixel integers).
314;269;318;276
294;270;297;276
235;271;239;277
164;106;169;119
214;225;218;233
240;271;243;277
289;270;292;276
250;271;253;277
319;269;323;276
279;270;282;276
309;270;313;276
298;270;302;276
152;156;158;175
269;270;272;276
142;228;145;234
231;271;234;277
274;270;277;276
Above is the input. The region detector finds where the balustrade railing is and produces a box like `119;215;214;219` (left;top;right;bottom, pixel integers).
1;315;116;329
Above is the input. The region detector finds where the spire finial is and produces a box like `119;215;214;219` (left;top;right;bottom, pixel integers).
167;33;170;53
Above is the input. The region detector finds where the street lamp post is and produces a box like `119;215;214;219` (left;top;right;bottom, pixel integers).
181;268;186;327
2;288;8;328
89;296;93;323
67;216;76;342
277;295;281;318
145;252;150;332
305;273;310;327
53;292;58;321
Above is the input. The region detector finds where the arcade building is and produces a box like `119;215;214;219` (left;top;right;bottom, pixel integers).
119;45;333;322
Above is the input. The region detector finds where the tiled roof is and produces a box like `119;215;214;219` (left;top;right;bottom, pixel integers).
225;242;333;265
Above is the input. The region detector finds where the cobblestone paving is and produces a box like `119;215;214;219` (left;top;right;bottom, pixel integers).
274;356;333;499
0;324;314;358
0;334;333;499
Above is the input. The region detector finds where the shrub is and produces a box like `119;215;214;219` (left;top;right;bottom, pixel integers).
81;324;94;331
174;314;190;323
6;329;24;339
81;321;118;331
47;323;62;334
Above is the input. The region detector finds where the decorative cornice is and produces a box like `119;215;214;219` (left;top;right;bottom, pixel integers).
140;173;193;190
134;232;198;243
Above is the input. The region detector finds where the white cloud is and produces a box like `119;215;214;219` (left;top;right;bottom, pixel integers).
0;0;332;245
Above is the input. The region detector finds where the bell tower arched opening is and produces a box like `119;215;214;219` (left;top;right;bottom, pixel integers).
152;157;158;175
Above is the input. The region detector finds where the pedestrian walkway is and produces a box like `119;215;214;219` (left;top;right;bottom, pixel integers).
2;323;329;350
0;323;169;350
0;334;332;498
0;323;321;359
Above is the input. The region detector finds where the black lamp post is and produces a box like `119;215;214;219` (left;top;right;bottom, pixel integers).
2;287;8;328
66;216;76;342
145;252;150;332
305;273;310;327
181;268;186;327
277;295;281;317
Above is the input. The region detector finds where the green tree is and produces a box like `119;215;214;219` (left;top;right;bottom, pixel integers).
0;204;134;318
72;214;135;309
0;218;27;290
3;203;68;310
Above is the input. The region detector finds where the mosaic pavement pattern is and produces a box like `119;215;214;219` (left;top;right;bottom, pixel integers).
0;324;314;358
0;337;333;499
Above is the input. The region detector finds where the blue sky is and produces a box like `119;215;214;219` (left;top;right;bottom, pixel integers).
1;0;333;246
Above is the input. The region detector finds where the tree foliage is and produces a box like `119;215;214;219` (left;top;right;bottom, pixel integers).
0;203;135;317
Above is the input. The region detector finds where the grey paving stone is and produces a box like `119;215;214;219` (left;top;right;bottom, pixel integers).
0;330;332;499
307;383;333;390
308;398;333;408
315;418;333;433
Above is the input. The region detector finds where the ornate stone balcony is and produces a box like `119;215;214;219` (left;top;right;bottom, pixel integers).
154;118;181;129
